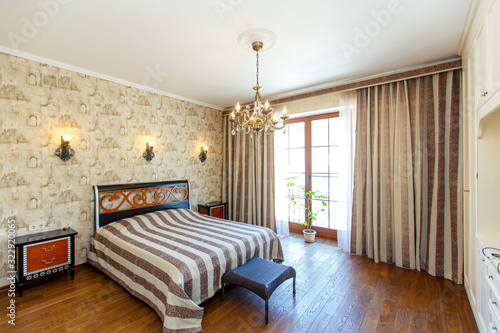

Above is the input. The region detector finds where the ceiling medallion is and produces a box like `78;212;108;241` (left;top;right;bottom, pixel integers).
237;28;277;52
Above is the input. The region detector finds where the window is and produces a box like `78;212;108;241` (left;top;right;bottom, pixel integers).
275;111;347;234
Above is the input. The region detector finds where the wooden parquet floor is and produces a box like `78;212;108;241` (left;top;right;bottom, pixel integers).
0;234;478;332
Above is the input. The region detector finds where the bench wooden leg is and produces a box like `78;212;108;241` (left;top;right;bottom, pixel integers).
265;299;269;324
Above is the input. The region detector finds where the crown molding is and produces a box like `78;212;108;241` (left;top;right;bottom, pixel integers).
0;46;224;111
457;0;480;55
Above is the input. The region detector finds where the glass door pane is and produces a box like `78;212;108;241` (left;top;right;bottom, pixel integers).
311;119;328;147
289;122;305;148
311;119;331;228
310;117;344;229
311;147;329;174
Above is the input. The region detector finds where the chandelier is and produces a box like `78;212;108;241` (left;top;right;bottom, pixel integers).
229;40;289;138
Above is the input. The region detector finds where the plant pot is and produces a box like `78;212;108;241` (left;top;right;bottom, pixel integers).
303;229;316;243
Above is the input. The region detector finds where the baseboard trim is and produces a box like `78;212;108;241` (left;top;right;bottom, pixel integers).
0;262;89;293
288;222;337;241
0;283;10;293
75;262;90;270
464;276;486;332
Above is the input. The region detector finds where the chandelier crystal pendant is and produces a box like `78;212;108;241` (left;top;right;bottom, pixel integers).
229;40;289;138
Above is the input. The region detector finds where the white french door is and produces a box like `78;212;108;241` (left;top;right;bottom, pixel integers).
275;111;347;234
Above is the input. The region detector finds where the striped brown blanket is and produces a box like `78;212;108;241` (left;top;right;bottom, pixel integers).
88;208;284;332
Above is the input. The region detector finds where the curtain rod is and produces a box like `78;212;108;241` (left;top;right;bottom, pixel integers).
223;59;461;115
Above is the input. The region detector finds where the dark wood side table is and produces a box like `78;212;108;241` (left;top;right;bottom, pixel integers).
198;202;227;219
14;228;78;297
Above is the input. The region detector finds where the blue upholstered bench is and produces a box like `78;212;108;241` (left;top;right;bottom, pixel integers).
221;256;296;324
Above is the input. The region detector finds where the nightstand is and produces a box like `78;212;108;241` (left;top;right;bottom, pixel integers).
198;202;227;219
15;228;78;297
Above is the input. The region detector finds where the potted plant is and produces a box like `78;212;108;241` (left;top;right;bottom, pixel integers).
286;176;327;243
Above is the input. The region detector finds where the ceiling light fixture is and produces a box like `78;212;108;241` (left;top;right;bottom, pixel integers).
229;40;289;138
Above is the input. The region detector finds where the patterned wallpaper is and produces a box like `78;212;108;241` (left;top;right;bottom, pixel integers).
0;52;224;283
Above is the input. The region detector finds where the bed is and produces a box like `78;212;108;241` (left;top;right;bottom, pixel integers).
87;180;284;332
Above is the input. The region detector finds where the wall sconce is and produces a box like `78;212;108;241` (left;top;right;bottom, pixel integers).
143;141;155;162
199;146;208;163
55;134;75;162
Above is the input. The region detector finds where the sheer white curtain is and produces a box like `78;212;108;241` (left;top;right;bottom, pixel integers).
338;90;357;251
274;128;290;238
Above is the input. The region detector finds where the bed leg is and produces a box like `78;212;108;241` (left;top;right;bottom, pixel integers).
221;282;225;301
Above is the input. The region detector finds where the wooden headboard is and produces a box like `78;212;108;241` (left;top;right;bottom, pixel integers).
93;180;191;229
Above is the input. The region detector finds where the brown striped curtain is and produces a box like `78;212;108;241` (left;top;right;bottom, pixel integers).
351;69;463;284
222;116;276;231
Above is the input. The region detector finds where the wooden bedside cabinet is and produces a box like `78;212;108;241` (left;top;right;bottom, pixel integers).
198;202;227;219
15;228;78;296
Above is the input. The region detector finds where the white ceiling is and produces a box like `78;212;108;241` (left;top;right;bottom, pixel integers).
0;0;470;109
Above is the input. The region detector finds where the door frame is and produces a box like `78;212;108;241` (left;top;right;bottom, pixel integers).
286;112;340;240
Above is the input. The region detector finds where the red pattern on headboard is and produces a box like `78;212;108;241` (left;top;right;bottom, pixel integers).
98;185;189;214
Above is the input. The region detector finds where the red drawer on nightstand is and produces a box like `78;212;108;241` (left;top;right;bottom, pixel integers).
27;239;68;258
210;206;224;218
26;239;69;273
198;202;226;219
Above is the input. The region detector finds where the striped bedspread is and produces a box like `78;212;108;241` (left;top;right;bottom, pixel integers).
88;208;284;333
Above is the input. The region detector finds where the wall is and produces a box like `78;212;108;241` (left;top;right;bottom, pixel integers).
225;91;340;119
477;112;500;242
0;52;224;283
272;91;340;116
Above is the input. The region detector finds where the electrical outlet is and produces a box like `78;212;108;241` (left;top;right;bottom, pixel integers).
29;223;45;232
